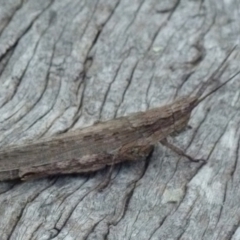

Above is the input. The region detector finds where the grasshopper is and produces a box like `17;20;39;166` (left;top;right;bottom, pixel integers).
0;47;239;181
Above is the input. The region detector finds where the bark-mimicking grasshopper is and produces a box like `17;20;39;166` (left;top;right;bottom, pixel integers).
0;47;239;181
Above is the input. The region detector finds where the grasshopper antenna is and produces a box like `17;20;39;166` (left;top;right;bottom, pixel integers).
196;69;240;106
192;45;240;106
195;45;237;99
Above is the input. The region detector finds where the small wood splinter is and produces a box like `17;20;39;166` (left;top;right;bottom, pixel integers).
0;46;239;181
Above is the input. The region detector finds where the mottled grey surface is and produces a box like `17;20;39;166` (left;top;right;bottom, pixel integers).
0;0;240;239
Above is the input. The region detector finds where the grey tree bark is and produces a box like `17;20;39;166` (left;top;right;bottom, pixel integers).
0;0;240;239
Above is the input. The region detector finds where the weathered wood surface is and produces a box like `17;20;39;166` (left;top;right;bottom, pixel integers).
0;0;240;239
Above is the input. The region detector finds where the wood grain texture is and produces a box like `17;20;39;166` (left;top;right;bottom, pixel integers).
0;0;240;239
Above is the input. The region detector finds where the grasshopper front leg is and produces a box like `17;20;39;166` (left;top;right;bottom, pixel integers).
160;138;206;163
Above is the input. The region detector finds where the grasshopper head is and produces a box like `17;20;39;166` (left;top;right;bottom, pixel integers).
171;96;198;134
